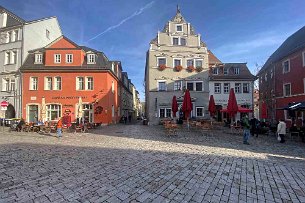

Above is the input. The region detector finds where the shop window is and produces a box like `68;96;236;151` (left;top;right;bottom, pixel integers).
46;104;61;121
196;107;204;117
159;108;171;118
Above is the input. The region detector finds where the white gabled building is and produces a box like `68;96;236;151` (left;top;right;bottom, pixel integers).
209;63;257;121
0;6;62;119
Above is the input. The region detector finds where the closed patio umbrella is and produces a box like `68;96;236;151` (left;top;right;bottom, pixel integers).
261;102;267;119
227;88;238;122
172;96;178;117
208;95;216;117
78;97;83;123
41;97;46;122
182;89;192;130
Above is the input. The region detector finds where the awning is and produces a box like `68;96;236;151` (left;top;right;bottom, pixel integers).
220;105;252;113
278;102;305;111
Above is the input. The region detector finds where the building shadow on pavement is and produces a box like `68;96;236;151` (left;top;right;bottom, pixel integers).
0;142;305;202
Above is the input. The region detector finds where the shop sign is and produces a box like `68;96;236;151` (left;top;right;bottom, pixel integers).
51;96;88;100
30;97;36;101
1;106;7;111
63;104;74;108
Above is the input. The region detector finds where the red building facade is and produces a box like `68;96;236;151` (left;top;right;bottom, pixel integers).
21;36;121;124
258;26;305;124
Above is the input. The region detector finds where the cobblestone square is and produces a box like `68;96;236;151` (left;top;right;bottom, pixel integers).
0;123;305;202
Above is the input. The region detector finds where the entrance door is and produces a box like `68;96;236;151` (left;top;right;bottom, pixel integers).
28;105;38;122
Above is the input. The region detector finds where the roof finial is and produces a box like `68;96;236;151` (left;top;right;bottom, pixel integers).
177;4;180;14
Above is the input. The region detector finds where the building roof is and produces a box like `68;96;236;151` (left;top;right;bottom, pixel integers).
0;6;25;27
210;63;257;81
208;50;222;65
259;25;305;75
21;36;112;71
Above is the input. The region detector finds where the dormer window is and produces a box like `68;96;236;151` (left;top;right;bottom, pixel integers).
234;67;240;75
54;54;61;63
66;54;73;63
223;67;228;75
35;54;43;64
176;25;183;32
212;68;218;75
87;54;96;64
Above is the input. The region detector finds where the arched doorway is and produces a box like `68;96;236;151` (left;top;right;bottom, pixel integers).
5;104;15;118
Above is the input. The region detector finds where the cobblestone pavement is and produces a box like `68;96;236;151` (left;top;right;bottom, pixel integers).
0;122;305;203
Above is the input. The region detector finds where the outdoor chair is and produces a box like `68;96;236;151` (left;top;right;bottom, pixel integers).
164;122;178;136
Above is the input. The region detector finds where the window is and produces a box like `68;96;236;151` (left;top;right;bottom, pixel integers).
180;38;186;46
176;25;182;32
87;54;96;64
174;80;182;91
54;54;61;63
76;77;84;90
10;51;17;64
283;83;291;96
46;29;50;39
11;30;17;42
235;83;241;93
187;82;194;91
159;108;171;118
4;52;10;64
223;67;228;75
44;77;52;90
243;83;249;93
303;52;305;67
224;83;230;93
35;54;43;64
214;83;221;94
66;54;73;63
6;32;10;43
174;59;181;67
10;79;15;91
212;68;218;75
54;77;61;90
234;67;240;75
2;78;9;91
112;105;115;117
158;81;166;91
270;69;273;78
195;60;203;68
282;60;290;73
187;81;203;91
187;59;193;67
30;77;38;90
196;107;204;117
173;37;179;45
87;77;94;90
157;58;166;66
46;104;61;121
265;73;268;81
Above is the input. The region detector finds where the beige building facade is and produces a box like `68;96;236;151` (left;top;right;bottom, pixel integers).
145;8;212;124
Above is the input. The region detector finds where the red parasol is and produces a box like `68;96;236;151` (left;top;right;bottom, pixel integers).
261;102;267;119
208;95;216;117
227;88;238;119
182;89;193;119
172;96;178;117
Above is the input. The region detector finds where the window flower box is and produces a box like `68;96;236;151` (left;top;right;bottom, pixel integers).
187;66;195;72
196;66;203;72
175;65;183;72
158;64;167;71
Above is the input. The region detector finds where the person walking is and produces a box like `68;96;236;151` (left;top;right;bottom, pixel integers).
242;115;251;145
250;116;259;137
56;117;63;138
277;119;286;143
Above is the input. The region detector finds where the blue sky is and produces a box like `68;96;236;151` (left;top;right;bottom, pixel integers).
2;0;305;101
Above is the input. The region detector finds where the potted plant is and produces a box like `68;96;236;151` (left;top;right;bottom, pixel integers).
175;65;183;72
158;64;167;71
187;66;195;72
196;66;203;72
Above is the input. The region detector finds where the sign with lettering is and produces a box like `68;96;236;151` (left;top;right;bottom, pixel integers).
51;96;88;100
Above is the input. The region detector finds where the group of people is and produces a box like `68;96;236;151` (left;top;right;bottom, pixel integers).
241;115;305;144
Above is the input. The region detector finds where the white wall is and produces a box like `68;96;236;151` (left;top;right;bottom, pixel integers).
23;17;62;63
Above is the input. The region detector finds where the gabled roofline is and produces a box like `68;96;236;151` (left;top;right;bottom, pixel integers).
45;35;82;49
0;5;25;24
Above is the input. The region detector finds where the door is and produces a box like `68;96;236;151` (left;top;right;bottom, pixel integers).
28;105;38;123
